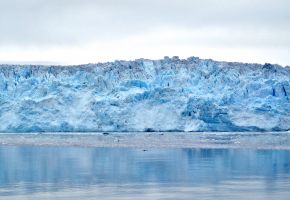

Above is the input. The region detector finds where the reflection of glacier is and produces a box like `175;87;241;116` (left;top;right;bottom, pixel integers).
0;146;289;186
0;57;289;132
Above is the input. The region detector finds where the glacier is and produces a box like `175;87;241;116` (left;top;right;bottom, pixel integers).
0;56;289;133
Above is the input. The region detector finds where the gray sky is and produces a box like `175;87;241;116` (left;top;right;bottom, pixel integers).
0;0;289;65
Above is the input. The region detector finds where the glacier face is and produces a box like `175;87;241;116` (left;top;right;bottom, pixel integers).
0;56;289;132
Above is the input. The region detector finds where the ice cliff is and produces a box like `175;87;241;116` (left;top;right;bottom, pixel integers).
0;56;289;132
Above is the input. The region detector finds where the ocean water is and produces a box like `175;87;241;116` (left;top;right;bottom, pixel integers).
0;133;290;200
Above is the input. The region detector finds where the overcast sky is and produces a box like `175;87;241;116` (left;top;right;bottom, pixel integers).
0;0;289;65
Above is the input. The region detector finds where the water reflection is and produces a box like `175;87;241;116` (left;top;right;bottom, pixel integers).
0;146;290;199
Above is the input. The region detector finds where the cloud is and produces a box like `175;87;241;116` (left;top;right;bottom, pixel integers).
0;0;289;65
0;0;289;46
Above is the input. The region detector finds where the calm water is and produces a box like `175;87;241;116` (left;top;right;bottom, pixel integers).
0;146;290;200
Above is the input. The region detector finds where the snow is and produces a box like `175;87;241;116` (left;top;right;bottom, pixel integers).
0;57;289;132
